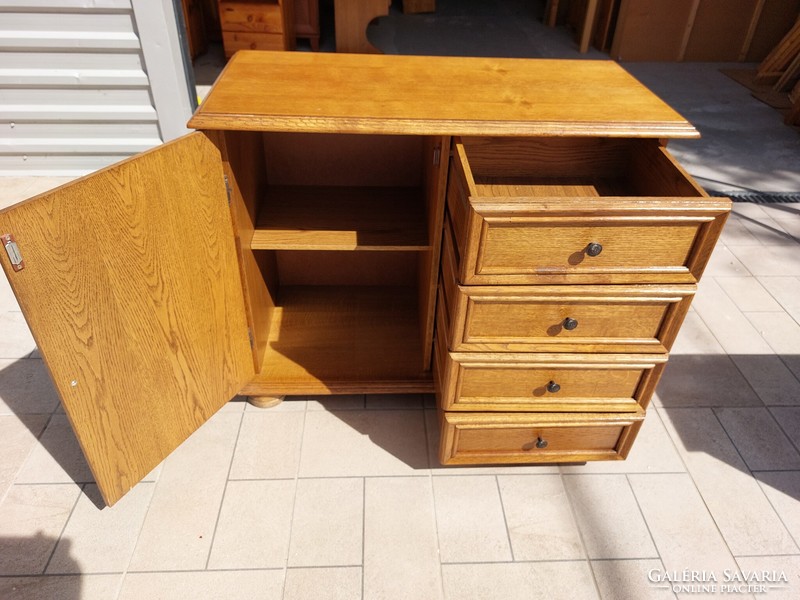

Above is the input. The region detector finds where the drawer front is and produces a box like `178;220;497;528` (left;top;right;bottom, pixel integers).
220;2;285;33
447;140;730;285
441;229;694;353
434;299;666;412
440;410;645;464
222;31;287;56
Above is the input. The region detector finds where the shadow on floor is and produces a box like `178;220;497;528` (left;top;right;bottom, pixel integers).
0;537;81;599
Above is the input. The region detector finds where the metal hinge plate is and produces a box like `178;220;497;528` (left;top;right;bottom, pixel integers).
1;233;24;272
248;328;254;349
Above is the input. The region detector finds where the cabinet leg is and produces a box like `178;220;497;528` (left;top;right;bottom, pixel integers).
247;395;285;409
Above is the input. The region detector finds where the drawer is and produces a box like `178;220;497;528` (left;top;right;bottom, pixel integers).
222;31;288;56
220;1;285;33
441;222;694;353
447;137;730;285
439;409;645;464
434;304;667;412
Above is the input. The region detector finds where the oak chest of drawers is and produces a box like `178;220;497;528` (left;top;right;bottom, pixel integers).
0;52;729;505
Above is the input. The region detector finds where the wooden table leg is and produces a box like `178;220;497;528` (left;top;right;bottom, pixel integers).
334;0;392;53
248;395;285;408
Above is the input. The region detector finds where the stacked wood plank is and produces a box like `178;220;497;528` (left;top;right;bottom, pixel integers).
756;16;800;90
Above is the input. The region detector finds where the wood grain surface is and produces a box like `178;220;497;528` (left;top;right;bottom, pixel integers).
189;52;698;138
0;132;253;505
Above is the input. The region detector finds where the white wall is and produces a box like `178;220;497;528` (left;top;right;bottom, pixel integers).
0;0;193;175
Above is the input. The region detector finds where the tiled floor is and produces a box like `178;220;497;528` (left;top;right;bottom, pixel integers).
3;4;800;600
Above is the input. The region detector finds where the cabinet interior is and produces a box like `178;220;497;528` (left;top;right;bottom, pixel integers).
223;131;443;393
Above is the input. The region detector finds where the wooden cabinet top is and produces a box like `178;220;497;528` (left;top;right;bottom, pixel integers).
188;51;699;138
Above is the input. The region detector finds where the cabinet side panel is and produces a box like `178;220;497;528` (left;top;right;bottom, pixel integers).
0;132;253;505
215;130;276;369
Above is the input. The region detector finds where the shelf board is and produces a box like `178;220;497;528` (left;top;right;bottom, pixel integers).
252;186;429;251
244;286;432;394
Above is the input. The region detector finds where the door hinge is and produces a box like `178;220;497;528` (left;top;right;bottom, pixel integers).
433;146;441;167
1;233;24;272
247;328;254;349
223;175;232;205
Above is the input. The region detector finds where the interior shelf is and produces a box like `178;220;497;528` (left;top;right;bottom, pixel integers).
251;186;429;251
246;285;431;393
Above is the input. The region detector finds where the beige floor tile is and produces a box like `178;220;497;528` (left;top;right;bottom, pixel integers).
216;396;247;413
0;484;81;575
433;475;511;563
703;245;751;277
591;559;676;600
284;567;362;600
719;216;761;247
667;312;725;355
563;474;657;559
424;411;560;475
771;408;800;448
0;177;74;207
208;479;294;569
560;409;685;474
127;412;241;571
755;471;800;544
714;276;783;312
759;203;800;224
46;483;153;574
119;569;284;600
732;208;797;246
660;409;798;556
15;414;95;484
729;354;800;406
441;561;598;600
288;478;363;567
364;477;441;600
758;277;800;323
0;276;20;312
306;395;365;410
745;312;800;379
0;574;122;600
229;411;304;479
728;245;800;277
628;474;740;581
0;414;49;498
365;393;424;409
0;313;36;359
299;410;428;477
692;279;774;355
715;408;800;470
734;553;800;598
0;358;60;415
655;354;761;408
498;474;583;560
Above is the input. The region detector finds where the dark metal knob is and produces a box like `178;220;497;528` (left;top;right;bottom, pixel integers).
563;317;578;331
586;242;603;257
546;381;561;393
536;437;548;449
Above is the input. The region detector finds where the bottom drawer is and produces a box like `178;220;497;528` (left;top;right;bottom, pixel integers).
440;409;644;465
223;31;288;56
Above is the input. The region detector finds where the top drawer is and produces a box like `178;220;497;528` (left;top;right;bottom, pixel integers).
220;1;286;34
447;137;730;286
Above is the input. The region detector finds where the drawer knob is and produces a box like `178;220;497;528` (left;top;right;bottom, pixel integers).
536;437;548;449
546;380;561;393
586;242;603;257
563;317;578;331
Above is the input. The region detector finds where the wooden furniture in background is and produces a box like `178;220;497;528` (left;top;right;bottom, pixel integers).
334;0;391;53
787;80;800;123
0;52;728;505
403;0;435;13
218;0;295;58
181;0;209;59
294;0;320;50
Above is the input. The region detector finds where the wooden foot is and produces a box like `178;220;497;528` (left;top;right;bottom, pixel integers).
247;395;285;409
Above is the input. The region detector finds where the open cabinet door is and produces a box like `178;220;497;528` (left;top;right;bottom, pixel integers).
0;133;254;506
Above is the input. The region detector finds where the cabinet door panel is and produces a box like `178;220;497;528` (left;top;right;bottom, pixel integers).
0;132;253;506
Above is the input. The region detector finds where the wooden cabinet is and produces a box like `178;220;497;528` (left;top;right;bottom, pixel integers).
0;52;729;506
218;0;295;57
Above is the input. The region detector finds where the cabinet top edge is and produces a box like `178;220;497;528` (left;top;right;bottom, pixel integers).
188;52;699;139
